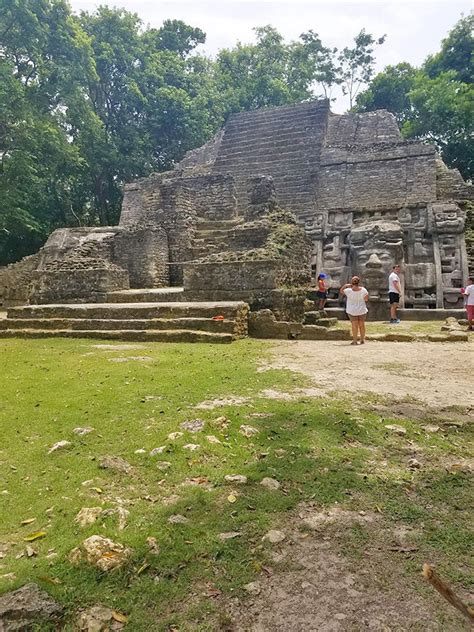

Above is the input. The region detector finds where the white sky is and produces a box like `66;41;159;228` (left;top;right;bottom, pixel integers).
70;0;471;112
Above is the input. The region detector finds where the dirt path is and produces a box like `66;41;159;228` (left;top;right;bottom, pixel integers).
229;505;471;632
264;340;474;410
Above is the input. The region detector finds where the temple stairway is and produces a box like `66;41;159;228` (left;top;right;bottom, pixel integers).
212;101;328;215
190;218;244;259
0;301;248;343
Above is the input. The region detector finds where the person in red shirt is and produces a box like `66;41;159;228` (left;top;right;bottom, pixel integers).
316;273;328;310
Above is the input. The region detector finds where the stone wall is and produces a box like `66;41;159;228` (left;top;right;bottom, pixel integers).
30;267;129;304
113;227;169;288
0;254;40;306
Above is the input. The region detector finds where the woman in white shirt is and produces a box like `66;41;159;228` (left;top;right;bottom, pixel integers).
340;276;369;345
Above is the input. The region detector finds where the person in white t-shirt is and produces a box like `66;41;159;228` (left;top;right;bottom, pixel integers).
340;276;369;345
388;264;402;324
461;276;474;330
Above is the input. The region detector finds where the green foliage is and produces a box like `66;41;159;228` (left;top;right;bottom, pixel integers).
356;15;473;180
402;71;473;179
0;2;221;264
424;14;473;83
354;62;417;125
338;29;386;109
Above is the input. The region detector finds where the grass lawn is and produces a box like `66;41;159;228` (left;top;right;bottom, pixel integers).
0;338;472;630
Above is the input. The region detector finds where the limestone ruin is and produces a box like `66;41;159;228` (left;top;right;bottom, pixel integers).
0;100;471;339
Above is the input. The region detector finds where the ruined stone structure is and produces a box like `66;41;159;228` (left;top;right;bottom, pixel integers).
0;100;471;340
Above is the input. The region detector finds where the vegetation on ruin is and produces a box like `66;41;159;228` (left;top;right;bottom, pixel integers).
0;2;471;265
0;338;472;629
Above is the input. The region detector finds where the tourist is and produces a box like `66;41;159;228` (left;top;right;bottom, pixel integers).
340;276;369;345
388;264;402;324
316;273;328;310
461;277;474;331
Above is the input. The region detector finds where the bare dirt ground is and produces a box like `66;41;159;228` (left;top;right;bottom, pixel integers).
229;505;471;632
263;340;474;410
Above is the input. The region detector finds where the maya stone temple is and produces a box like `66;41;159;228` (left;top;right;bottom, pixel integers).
0;100;472;342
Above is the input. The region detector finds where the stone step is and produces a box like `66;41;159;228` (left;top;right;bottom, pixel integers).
107;288;186;303
196;219;242;230
0;317;236;334
194;228;237;238
7;301;248;321
0;328;233;344
218;131;319;150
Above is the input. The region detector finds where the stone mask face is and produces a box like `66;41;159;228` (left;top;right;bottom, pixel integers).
348;220;403;279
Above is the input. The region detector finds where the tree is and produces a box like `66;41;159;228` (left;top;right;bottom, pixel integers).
0;0;94;264
214;26;314;115
0;2;222;264
424;14;473;83
354;62;417;125
290;30;340;100
338;29;386;109
404;71;473;180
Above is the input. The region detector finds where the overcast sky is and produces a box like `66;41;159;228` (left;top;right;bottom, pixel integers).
69;0;471;112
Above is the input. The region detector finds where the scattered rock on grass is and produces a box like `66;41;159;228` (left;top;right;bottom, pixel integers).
206;435;222;444
149;446;167;456
146;537;160;555
224;474;247;484
214;416;231;429
168;432;183;440
48;440;71;454
168;514;188;525
180;419;205;433
157;461;172;470
0;583;63;630
408;458;422;470
260;477;281;491
384;424;407;435
243;581;261;595
70;535;131;571
75;507;103;528
218;532;241;541
73;427;95;436
134;448;146;454
77;605;126;631
99;456;133;475
116;507;129;531
423;425;440;433
183;443;200;451
196;397;249;410
240;424;259;438
263;530;286;544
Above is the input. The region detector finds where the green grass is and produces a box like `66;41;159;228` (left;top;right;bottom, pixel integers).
0;338;472;630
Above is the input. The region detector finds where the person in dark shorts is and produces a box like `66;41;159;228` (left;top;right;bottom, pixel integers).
316;273;328;310
388;264;401;323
